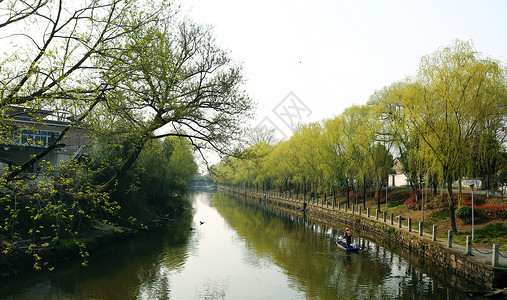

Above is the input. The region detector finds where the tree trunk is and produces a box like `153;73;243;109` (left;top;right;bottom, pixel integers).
363;176;366;209
99;131;150;192
458;177;463;205
303;178;307;203
485;174;490;198
446;174;458;232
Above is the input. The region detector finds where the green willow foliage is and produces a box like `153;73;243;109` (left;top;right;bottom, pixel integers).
214;40;507;232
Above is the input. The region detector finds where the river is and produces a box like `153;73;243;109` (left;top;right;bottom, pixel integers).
0;189;486;299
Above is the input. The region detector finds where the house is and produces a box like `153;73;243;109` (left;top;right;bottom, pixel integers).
389;157;408;187
0;106;88;172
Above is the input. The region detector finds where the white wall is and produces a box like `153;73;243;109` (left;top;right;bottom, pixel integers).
389;174;408;187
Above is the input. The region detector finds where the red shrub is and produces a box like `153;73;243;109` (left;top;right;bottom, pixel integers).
475;205;507;220
404;197;420;210
460;194;473;206
432;195;452;209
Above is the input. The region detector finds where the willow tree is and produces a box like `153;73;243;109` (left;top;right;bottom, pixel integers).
338;105;388;207
399;40;507;232
289;123;326;197
239;142;273;189
348;102;395;211
321;118;348;197
333;108;362;205
346;106;370;207
270;138;306;197
369;82;433;209
250;142;275;191
265;140;294;193
469;123;506;195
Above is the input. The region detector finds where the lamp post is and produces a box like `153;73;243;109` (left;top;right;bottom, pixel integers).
470;183;475;240
421;182;424;223
385;179;388;212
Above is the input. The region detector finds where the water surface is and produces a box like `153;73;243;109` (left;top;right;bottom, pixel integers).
0;190;485;299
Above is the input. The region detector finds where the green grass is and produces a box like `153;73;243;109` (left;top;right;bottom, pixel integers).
387;188;413;208
428;208;450;223
476;222;507;238
388;198;405;208
453;222;507;249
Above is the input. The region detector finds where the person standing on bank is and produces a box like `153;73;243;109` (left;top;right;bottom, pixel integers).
343;228;352;248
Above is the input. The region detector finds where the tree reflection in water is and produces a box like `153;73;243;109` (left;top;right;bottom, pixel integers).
0;190;487;300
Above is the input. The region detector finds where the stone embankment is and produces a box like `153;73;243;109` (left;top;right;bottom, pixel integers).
222;186;507;292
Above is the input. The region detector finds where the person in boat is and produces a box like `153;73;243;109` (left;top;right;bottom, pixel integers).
343;228;352;248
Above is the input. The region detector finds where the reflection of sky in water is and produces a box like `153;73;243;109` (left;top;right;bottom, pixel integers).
162;192;304;299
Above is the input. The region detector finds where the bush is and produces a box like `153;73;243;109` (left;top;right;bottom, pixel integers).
475;205;507;220
461;193;485;206
461;193;472;205
430;195;451;209
404;197;420;210
456;206;475;224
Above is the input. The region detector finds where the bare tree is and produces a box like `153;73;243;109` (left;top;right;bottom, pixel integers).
247;126;278;146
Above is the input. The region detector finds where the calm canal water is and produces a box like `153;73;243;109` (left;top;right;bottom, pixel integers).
1;189;486;299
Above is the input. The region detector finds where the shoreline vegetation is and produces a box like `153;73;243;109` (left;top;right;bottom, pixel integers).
0;198;190;278
0;136;198;274
225;185;506;250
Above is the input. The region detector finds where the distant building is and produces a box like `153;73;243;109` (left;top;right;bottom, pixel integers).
0;106;88;172
389;158;408;187
454;178;483;189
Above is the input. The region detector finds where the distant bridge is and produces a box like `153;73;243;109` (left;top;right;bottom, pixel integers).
188;175;217;189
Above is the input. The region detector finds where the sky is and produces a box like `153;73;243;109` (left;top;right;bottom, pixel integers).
180;0;507;140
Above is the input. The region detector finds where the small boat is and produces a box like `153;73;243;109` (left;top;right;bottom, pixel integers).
336;240;360;252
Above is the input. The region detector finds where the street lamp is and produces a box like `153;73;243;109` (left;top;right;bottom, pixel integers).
470;183;475;240
421;182;424;223
385;179;388;212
